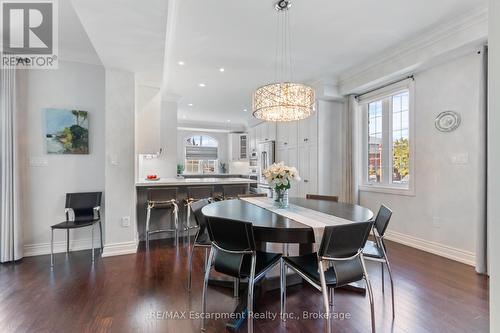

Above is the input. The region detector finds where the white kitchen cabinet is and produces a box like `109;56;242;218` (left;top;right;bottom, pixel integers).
277;121;298;148
298;112;318;145
277;146;299;197
249;127;257;153
264;122;277;142
229;133;248;161
297;144;318;197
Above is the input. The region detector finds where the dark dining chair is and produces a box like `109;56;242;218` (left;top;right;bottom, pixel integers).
187;199;211;292
145;188;179;247
362;205;395;318
306;194;339;202
280;222;375;333
183;186;214;240
50;192;103;269
237;193;268;198
202;217;282;333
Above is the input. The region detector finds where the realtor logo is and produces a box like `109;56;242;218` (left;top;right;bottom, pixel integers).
1;0;58;69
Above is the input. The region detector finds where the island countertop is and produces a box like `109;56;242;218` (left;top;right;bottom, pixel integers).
136;177;257;187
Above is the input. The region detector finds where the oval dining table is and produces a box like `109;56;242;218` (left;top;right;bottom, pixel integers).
201;197;374;330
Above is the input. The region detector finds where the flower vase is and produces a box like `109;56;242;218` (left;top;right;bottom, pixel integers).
274;188;289;208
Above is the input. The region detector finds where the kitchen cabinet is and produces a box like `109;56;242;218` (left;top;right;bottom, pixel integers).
297;143;318;197
277;146;299;197
277;121;298;148
264;122;277;142
298;111;318;145
249;127;257;153
229;133;248;161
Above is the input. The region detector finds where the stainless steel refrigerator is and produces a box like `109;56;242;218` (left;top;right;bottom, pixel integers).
257;141;275;196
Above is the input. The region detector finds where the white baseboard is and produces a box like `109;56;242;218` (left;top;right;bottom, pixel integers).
385;230;475;266
24;238;101;257
101;240;138;257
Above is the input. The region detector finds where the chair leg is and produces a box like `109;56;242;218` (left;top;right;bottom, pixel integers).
201;247;214;331
66;229;70;253
318;260;331;333
50;229;54;269
186;204;191;242
329;287;334;308
99;221;103;253
380;243;395;319
187;244;196;292
91;223;95;263
145;206;151;248
280;259;287;321
234;278;240;298
381;262;385;293
174;209;179;247
247;255;256;333
204;248;208;272
361;255;376;333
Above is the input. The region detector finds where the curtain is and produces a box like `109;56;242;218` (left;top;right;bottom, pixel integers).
0;64;23;262
185;146;218;160
342;95;360;204
476;45;488;274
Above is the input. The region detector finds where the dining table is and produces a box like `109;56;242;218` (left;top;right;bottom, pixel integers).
201;196;374;330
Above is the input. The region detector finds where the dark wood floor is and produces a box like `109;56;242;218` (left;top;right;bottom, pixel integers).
0;238;489;333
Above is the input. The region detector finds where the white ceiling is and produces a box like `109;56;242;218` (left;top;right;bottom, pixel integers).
71;0;169;86
168;0;486;126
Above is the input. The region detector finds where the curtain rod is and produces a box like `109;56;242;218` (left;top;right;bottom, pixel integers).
355;75;414;99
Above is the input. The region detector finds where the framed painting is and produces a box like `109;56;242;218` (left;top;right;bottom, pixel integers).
45;108;89;154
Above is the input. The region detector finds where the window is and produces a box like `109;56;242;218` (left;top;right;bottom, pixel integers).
184;135;218;174
359;80;414;194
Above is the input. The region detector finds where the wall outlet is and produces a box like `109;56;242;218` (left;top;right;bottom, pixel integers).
432;217;442;229
121;216;131;227
451;153;469;165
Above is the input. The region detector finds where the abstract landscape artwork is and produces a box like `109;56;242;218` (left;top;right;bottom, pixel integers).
45;108;89;154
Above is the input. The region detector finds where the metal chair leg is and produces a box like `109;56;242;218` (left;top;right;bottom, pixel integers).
381;262;385;293
145;206;151;248
233;278;239;298
174;210;179;247
280;259;286;321
361;255;376;333
50;229;54;269
66;229;70;253
99;221;103;253
380;242;395;318
329;287;334;307
247;255;256;333
91;223;95;263
187;243;196;291
318;260;331;333
186;204;191;241
201;248;214;331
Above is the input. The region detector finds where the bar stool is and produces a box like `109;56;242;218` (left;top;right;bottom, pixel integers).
145;188;179;246
183;186;214;240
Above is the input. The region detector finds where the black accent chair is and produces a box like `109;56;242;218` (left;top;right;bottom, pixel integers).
280;222;375;333
237;193;268;198
145;188;179;247
363;205;395;318
202;217;282;333
187;199;211;291
50;192;103;268
183;186;214;239
306;194;339;202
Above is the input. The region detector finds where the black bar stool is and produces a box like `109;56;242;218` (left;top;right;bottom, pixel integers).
183;186;214;240
145;188;179;246
50;192;102;269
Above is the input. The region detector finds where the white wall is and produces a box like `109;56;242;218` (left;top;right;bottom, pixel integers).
136;85;160;154
17;61;105;256
359;53;486;265
102;68;137;256
488;0;500;330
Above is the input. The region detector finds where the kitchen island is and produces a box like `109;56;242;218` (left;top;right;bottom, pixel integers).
136;177;257;241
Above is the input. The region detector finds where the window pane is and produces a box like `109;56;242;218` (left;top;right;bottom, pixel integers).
392;95;409;184
368;100;383;184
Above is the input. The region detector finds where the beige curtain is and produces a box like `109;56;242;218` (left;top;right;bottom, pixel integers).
0;64;23;262
342;95;360;204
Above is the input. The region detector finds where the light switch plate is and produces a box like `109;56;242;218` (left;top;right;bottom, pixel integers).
451;153;469;165
121;216;130;227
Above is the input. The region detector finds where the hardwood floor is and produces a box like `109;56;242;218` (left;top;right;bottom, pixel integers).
0;239;489;333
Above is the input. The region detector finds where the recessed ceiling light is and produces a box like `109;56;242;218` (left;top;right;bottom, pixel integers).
178;61;185;66
188;103;193;107
182;115;187;119
243;108;248;112
227;119;231;122
198;83;206;87
219;68;225;72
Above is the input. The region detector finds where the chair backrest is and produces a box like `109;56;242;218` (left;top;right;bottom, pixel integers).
190;199;210;229
222;185;248;199
237;193;267;198
187;186;214;200
147;188;178;202
318;221;373;287
206;216;256;278
318;222;373;259
65;192;102;222
306;194;339;202
373;205;392;237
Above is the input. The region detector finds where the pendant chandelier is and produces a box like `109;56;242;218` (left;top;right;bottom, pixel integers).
252;0;315;122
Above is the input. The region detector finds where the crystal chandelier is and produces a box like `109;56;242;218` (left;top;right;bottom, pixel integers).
252;0;315;122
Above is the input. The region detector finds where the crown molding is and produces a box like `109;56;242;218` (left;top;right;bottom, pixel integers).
338;5;488;94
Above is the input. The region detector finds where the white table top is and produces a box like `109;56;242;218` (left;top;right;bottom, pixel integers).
136;177;257;187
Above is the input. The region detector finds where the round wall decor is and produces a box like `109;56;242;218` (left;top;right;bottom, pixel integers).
435;111;461;132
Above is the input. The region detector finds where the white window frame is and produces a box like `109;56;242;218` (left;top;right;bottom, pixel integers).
358;79;415;196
